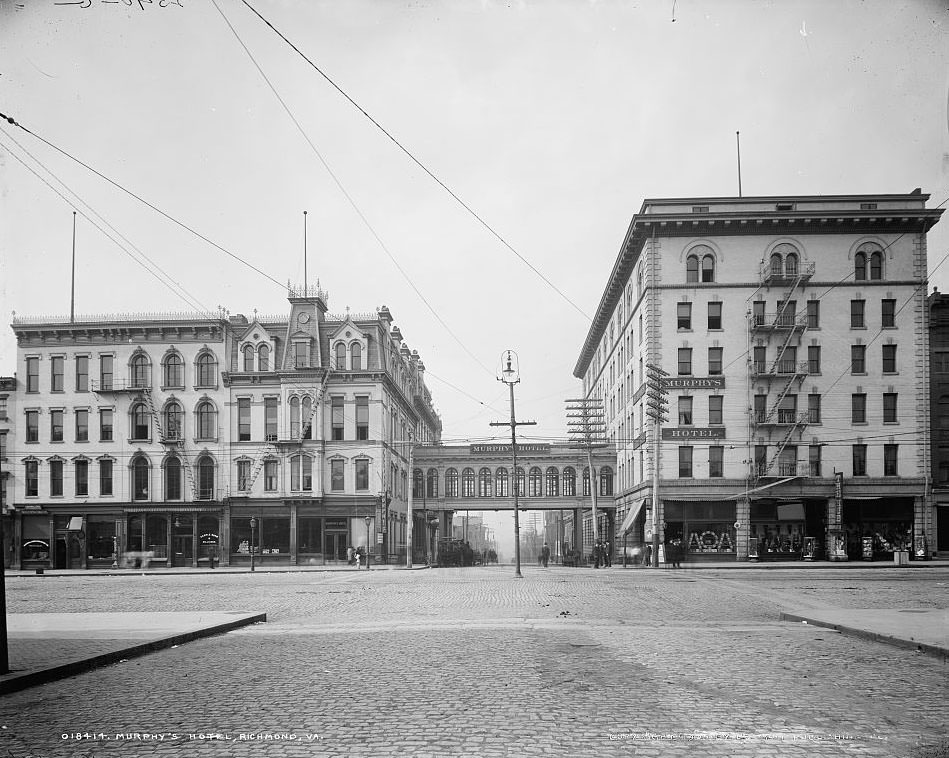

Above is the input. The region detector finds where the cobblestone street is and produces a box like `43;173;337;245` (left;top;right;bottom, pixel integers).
0;566;946;757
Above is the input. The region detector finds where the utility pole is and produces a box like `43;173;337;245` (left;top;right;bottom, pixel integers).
565;397;607;558
405;431;414;569
490;350;535;579
645;363;669;567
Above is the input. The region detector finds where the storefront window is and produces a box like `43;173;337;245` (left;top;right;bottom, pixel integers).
145;515;168;559
22;515;51;563
231;516;289;555
87;517;116;561
298;517;322;554
198;516;219;561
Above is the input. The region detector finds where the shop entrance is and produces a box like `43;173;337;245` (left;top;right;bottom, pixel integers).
171;535;193;567
55;534;83;569
324;532;348;562
937;506;949;553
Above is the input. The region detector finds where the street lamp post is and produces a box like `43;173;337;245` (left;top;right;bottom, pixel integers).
364;515;372;571
491;350;536;579
249;517;257;573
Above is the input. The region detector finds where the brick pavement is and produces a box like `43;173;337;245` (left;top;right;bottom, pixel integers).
0;567;945;757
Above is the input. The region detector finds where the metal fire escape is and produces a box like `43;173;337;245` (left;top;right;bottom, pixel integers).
749;259;815;485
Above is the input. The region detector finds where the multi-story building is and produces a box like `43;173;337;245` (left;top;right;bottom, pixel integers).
930;288;949;557
1;375;14;567
8;284;441;569
575;191;943;562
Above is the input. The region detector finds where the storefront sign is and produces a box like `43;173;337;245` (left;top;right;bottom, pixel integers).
470;443;551;455
662;427;726;440
662;377;725;390
325;519;348;530
199;532;219;546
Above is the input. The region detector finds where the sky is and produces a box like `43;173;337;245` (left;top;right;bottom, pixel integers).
2;0;949;453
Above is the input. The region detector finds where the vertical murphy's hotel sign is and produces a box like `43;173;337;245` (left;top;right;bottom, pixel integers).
470;443;551;455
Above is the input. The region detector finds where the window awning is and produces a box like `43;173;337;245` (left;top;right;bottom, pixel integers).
621;498;649;533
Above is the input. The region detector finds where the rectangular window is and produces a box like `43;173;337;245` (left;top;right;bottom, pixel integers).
238;398;251;442
881;299;896;328
883;444;898;476
678;446;693;478
50;459;63;496
50;410;64;442
0;431;5;460
752;301;766;327
75;409;89;441
100;408;113;441
753;394;766;424
99;459;113;496
807;300;820;329
331;459;345;491
678;396;693;425
882;344;897;373
707;302;722;330
26;357;39;393
851;345;866;374
332;397;345;441
677;302;692;330
75;460;89;496
709;446;724;478
709;395;723;425
264;460;277;491
237;460;251;492
356;396;369;441
852;394;867;424
356;459;369;490
26;410;39;442
708;347;723;375
294;343;307;369
883;393;897;423
852;444;867;476
851;300;865;328
75;355;89;392
808;345;821;374
264;398;278;441
99;354;113;390
808;445;822;477
752;346;766;374
677;348;692;375
808;394;821;424
754;445;768;476
26;460;38;496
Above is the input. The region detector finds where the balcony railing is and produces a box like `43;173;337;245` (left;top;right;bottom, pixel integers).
759;260;816;283
91;379;151;392
749;312;810;330
752;361;809;377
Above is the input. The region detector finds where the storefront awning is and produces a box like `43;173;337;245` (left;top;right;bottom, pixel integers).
621;499;648;533
125;506;223;513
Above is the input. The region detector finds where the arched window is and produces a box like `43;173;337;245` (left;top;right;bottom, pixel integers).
163;401;183;441
301;396;313;440
702;254;715;282
515;467;526;498
461;468;476;497
445;468;459;498
195;352;217;387
290;454;312;492
196;454;215;500
562;467;577;497
784;253;798;276
545;467;559;496
290;396;301;440
426;468;438;498
163;352;183;387
770;253;783;275
196;401;217;440
686;255;699;283
335;342;346;371
599;466;614;496
131;403;150;440
870;250;883;280
258;344;270;372
495;467;509;497
854;252;867;281
351;342;362;371
528;467;543;497
478;467;492;497
243;344;255;372
130;353;150;388
164;456;182;501
132;456;150;501
413;469;424;499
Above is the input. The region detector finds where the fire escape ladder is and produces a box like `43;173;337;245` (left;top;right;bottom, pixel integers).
140;388;165;441
763;413;809;477
764;376;797;423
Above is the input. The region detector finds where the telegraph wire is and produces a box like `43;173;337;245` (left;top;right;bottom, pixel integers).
238;0;590;321
210;0;496;381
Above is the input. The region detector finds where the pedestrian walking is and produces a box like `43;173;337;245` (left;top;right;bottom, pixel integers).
354;548;362;569
541;543;550;568
643;543;652;567
347;545;354;565
604;540;612;568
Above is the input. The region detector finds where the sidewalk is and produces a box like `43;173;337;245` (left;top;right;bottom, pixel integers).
0;611;266;695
